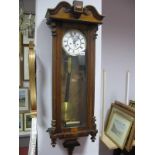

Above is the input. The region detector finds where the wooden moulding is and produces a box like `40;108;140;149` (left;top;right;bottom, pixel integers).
45;1;104;25
63;139;80;155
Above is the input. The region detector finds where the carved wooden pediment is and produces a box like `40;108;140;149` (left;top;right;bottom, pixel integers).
45;1;104;25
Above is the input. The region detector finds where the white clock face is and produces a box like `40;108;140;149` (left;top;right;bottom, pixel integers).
62;30;86;56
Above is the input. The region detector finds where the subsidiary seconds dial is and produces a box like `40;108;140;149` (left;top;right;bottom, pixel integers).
62;30;86;56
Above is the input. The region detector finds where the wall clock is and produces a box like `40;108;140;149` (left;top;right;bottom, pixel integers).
45;1;103;155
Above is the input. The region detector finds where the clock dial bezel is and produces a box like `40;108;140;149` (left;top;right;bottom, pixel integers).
62;29;87;56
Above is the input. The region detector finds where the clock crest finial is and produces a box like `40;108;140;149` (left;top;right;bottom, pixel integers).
73;0;83;15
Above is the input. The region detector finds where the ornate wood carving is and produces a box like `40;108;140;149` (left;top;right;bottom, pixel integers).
90;116;98;142
45;1;104;24
51;23;57;36
63;139;80;155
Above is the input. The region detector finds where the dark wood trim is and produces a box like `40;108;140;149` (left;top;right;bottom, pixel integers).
46;1;104;25
63;139;80;155
85;5;104;20
46;1;72;16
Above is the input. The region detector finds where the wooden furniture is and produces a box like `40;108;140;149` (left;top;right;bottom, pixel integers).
45;1;103;155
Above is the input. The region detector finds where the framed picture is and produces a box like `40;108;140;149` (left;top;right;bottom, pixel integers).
19;114;24;131
114;101;135;151
105;104;133;149
24;113;32;131
19;87;29;113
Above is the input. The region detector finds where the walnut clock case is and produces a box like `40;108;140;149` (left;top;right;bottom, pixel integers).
45;1;103;155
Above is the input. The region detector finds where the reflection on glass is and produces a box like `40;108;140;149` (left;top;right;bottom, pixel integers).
61;52;87;128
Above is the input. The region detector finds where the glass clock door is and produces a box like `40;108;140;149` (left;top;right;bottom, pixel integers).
61;29;87;128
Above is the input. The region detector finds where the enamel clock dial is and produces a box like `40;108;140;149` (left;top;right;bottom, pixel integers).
62;30;86;56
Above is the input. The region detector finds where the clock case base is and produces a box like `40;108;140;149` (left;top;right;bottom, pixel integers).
63;139;80;155
47;116;98;146
47;123;98;155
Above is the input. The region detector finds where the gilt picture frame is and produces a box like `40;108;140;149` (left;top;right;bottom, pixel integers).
105;109;133;149
19;87;29;113
114;101;135;151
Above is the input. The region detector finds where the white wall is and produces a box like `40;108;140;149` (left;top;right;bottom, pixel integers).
35;0;102;155
99;0;135;154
